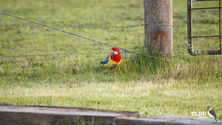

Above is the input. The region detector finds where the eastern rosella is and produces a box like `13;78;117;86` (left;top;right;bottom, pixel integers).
101;47;122;67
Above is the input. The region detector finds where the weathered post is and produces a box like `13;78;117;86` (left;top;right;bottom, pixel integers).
144;0;173;56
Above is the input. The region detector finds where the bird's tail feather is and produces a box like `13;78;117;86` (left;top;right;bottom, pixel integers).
100;56;109;64
100;61;106;64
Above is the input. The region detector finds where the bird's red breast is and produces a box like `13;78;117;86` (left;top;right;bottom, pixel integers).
110;47;121;63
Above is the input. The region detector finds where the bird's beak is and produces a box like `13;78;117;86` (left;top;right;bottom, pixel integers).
111;50;114;55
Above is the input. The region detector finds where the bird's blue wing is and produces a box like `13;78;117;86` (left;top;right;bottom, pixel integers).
101;56;109;64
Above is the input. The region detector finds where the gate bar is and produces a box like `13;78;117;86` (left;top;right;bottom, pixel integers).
187;0;222;55
192;7;222;10
192;35;222;38
219;0;221;51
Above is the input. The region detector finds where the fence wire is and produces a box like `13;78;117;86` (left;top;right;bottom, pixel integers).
0;52;106;58
0;11;138;54
0;11;184;61
0;23;145;29
0;23;176;29
0;15;187;30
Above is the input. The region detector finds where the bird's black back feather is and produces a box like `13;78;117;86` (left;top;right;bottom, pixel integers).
209;109;217;122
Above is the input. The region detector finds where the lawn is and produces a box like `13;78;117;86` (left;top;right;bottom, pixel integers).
0;0;222;119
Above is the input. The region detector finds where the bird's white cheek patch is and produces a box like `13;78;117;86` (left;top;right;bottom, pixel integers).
114;51;118;55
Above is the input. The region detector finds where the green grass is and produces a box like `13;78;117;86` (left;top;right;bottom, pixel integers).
0;81;222;117
0;0;222;119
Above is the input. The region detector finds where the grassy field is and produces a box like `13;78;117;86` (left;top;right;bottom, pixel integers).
0;0;222;119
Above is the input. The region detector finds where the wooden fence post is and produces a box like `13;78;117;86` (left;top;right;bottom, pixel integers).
144;0;173;56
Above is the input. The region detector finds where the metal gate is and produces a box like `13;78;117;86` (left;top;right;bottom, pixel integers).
187;0;222;55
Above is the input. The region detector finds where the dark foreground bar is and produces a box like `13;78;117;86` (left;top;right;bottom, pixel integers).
0;105;221;125
114;116;222;125
0;104;137;125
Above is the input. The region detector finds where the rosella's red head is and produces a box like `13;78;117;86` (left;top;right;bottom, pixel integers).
110;47;121;63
